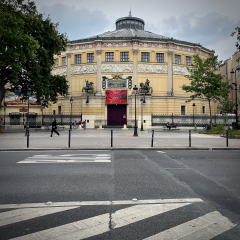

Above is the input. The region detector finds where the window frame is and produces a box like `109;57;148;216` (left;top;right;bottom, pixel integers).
75;54;81;64
141;52;150;62
156;53;164;63
105;52;114;62
120;52;129;62
87;53;94;63
62;57;66;66
175;55;181;64
186;56;192;66
54;59;58;68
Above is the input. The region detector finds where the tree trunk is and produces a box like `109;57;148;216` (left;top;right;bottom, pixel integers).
208;100;212;130
0;77;6;107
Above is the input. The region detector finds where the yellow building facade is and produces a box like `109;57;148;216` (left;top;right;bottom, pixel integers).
46;13;217;128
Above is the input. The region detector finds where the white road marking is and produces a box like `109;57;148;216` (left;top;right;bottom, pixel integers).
157;151;166;153
144;211;236;240
10;203;191;240
0;206;78;227
17;154;112;164
0;199;203;209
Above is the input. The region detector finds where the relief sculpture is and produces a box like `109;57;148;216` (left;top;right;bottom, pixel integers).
101;64;133;73
51;68;67;76
72;65;97;74
138;65;168;73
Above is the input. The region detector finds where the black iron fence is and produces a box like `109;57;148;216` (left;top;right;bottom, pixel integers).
0;114;82;128
152;114;237;127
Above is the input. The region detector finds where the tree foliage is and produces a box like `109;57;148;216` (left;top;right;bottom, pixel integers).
0;0;69;107
231;26;240;60
182;54;230;127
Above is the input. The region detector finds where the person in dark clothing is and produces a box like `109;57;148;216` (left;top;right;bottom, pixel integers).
51;118;60;137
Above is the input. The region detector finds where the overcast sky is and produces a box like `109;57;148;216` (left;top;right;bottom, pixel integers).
34;0;240;62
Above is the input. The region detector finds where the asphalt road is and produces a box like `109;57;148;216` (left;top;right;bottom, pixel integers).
0;150;240;239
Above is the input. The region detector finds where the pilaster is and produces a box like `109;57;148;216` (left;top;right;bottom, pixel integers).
67;53;72;95
96;49;102;96
167;51;173;96
133;49;139;87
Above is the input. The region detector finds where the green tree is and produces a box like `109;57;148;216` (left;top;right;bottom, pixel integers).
182;54;230;128
231;26;240;62
218;97;235;126
0;0;69;107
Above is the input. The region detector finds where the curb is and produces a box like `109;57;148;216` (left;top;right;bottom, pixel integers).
0;147;240;151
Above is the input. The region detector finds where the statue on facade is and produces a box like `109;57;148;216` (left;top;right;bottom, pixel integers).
139;79;153;93
82;80;94;93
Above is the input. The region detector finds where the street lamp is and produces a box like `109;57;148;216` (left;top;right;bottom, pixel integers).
192;103;196;127
26;87;31;148
133;85;138;136
230;66;240;130
140;94;146;131
70;97;73;130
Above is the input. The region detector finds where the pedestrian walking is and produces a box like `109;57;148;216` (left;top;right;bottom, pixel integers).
50;118;60;137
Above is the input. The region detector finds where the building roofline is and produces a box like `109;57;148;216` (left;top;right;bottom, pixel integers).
68;37;214;53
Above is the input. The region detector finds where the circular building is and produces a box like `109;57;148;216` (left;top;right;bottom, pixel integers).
47;12;216;128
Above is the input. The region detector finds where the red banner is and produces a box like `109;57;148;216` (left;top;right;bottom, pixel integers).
105;90;127;104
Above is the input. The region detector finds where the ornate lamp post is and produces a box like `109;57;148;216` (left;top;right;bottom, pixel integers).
70;97;73;130
230;66;240;130
26;87;31;148
192;103;195;127
133;85;138;136
140;94;146;131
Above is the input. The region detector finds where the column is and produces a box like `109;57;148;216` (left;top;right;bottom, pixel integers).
96;49;102;95
167;51;173;96
133;49;139;87
67;53;72;95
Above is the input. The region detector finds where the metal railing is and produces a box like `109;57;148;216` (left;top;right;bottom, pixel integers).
0;114;82;129
152;114;237;127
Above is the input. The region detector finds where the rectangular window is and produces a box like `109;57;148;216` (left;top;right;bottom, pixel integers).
62;57;66;66
181;106;185;115
141;52;150;62
54;59;58;67
175;55;181;64
58;106;61;115
105;52;114;62
120;52;129;62
87;53;94;63
202;106;205;114
75;54;81;64
156;53;164;63
186;56;191;66
53;110;56;115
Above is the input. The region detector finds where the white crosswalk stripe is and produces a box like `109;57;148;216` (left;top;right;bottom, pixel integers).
0;199;235;240
17;154;112;163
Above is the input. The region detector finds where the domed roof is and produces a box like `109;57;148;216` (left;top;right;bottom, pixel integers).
68;12;213;53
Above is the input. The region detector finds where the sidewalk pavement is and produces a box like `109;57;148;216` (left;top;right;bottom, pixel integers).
0;127;239;151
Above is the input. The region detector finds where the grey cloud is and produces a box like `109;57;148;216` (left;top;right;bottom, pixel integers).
40;3;111;40
146;12;240;60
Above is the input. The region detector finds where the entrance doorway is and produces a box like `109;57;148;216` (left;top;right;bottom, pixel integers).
107;105;127;126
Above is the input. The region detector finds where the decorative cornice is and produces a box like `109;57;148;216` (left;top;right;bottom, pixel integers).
68;37;214;54
66;41;211;57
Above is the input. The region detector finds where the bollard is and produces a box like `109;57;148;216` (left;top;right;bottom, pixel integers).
189;130;191;147
27;128;29;148
68;129;71;148
226;130;228;147
111;130;113;147
151;130;154;147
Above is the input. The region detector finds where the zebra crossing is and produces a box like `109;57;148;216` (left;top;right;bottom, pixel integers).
0;198;236;240
17;154;112;164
